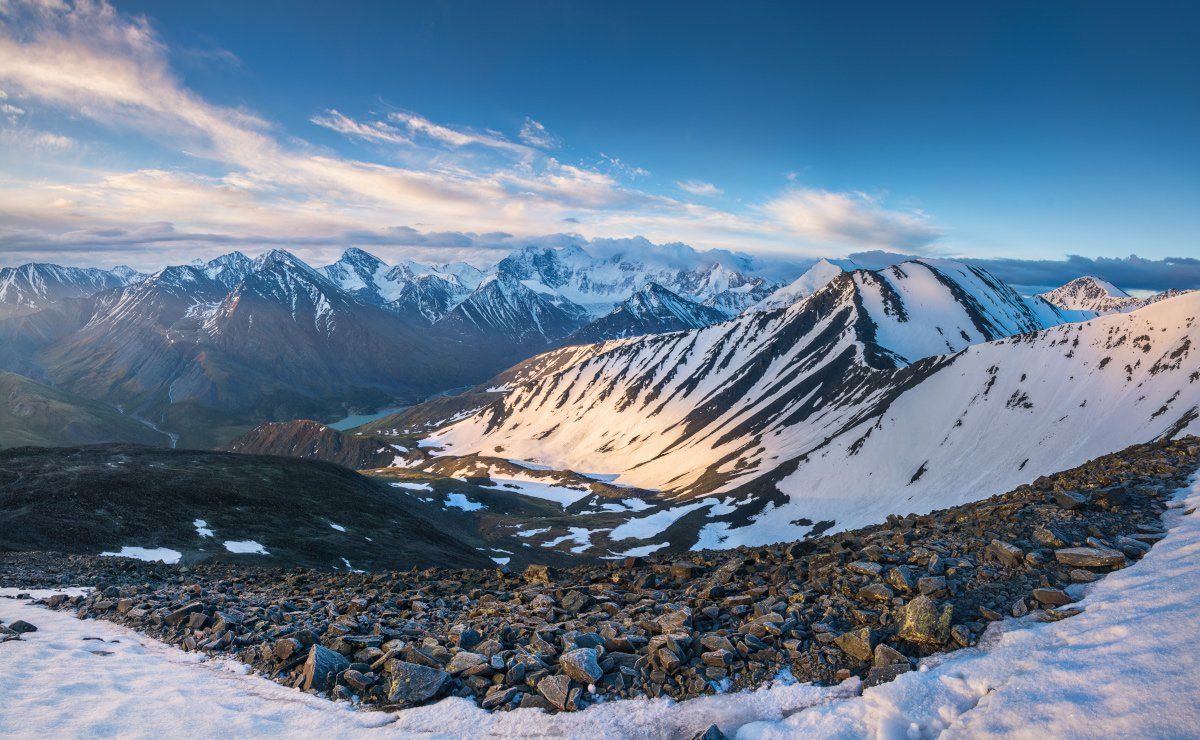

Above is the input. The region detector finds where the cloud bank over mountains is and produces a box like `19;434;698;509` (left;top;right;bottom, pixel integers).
846;251;1200;294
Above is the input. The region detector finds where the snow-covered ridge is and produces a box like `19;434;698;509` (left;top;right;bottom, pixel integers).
427;266;1199;548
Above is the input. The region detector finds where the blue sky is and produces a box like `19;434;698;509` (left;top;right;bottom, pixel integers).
0;0;1196;285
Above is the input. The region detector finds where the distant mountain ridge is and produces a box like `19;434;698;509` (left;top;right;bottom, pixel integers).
1039;276;1191;314
0;263;130;319
0;243;803;446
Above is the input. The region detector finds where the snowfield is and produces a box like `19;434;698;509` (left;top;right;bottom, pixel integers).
4;477;1199;738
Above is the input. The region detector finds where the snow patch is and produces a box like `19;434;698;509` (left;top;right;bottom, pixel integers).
222;540;268;555
99;547;182;565
444;493;484;511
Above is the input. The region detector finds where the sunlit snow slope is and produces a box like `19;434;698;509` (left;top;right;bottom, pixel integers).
429;260;1199;549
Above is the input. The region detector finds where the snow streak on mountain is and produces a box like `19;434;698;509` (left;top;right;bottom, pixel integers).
425;259;1200;550
0;264;129;319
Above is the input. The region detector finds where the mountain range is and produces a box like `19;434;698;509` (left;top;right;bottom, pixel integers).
2;243;1197;564
0;244;789;447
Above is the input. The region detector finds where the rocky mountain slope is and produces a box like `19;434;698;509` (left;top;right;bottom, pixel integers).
416;261;1199;551
6;437;1194;716
0;372;171;449
0;445;489;570
220;420;402;470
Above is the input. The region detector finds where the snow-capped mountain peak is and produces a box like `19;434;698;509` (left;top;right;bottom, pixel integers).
108;265;147;285
749;258;843;313
1040;275;1132;310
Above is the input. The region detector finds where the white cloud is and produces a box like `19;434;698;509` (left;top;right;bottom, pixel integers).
310;109;410;146
676;179;722;197
598;152;650;179
388;110;528;155
763;187;943;250
518;117;561;149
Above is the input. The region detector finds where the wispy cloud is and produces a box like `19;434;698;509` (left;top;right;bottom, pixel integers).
310;109;411;146
763;188;943;251
518;117;561;149
598;152;650;179
676;179;722;197
387;110;530;156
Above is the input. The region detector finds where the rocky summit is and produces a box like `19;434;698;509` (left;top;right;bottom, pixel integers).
2;437;1195;715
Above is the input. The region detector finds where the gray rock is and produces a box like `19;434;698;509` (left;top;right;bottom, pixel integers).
702;649;733;667
537;673;572;711
1032;588;1073;606
523;564;554;585
859;583;894;602
898;595;951;645
1114;536;1151;557
873;643;907;667
560;648;603;684
302;644;350;692
847;561;883;576
1033;526;1068;548
833;627;875;662
917;576;947;595
560;590;589;613
8;620;37;634
164;602;203;627
386;659;452;705
691;724;729;740
1054;547;1125;568
886;565;916;592
656;606;692;634
342;668;372;693
273;637;302;660
446;651;486;675
1053;490;1090;510
987;539;1024;568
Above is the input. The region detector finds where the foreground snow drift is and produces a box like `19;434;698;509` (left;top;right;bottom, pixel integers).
743;475;1200;738
4;474;1200;738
